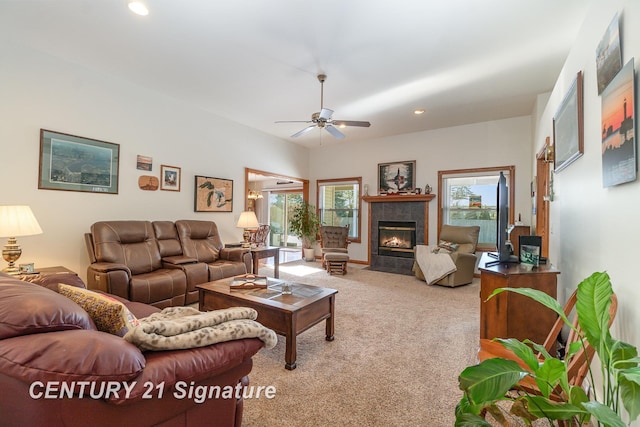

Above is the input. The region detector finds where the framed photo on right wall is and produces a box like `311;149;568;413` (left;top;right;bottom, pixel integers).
553;71;584;173
601;58;636;187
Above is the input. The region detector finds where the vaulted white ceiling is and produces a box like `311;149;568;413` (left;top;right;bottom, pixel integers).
1;0;593;146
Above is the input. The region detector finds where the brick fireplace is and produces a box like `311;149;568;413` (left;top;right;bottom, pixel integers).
363;194;435;275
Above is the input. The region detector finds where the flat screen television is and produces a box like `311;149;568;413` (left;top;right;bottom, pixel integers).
486;171;518;266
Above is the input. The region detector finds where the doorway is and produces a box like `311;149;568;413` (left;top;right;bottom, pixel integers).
245;168;309;257
535;140;552;259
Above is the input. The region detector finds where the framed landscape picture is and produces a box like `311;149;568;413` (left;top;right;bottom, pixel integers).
378;160;415;193
553;71;584;173
596;13;622;95
39;129;119;194
194;175;233;212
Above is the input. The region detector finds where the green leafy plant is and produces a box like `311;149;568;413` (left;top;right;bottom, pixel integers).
456;271;640;426
288;201;320;249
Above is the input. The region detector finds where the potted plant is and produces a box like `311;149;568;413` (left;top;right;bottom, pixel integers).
456;271;640;427
289;201;321;261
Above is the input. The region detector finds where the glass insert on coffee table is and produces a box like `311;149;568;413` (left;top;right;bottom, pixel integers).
197;276;337;370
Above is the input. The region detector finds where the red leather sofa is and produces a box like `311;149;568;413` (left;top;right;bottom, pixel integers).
0;273;264;427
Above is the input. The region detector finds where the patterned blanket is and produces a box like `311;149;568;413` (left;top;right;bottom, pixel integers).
415;244;457;285
124;306;277;351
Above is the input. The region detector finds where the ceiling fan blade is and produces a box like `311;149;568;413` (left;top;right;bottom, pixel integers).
319;108;334;120
275;120;313;124
325;125;345;139
332;120;371;128
291;125;317;138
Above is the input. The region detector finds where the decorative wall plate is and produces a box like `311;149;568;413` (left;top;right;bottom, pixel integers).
138;175;159;191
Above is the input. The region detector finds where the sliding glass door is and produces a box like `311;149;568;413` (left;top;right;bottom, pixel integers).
268;191;303;247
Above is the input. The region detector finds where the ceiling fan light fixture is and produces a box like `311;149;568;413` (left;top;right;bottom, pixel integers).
276;73;371;139
127;0;149;16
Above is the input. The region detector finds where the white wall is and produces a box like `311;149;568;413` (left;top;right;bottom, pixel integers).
309;116;533;262
0;43;308;281
532;1;638;422
533;0;639;347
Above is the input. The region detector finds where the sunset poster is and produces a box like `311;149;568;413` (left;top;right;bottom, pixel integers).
601;58;636;187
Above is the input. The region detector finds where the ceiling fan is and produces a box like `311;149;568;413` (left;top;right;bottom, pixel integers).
276;74;371;139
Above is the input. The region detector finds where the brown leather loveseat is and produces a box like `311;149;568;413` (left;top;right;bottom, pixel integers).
0;272;265;427
85;220;250;308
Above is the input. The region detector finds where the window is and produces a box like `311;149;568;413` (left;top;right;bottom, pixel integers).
438;166;514;251
317;177;361;243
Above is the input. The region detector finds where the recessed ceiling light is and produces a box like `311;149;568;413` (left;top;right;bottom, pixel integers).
127;0;149;16
414;109;425;115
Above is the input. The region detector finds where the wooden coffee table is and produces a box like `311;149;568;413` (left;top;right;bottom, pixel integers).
198;278;337;370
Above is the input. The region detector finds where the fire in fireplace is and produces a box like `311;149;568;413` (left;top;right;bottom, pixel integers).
378;221;416;258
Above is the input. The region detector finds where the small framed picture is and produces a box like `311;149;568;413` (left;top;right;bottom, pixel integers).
160;165;181;191
19;263;35;274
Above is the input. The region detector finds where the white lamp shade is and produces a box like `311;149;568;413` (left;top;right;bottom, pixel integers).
236;211;259;229
0;206;43;237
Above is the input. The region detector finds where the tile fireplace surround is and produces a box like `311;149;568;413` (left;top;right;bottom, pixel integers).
363;194;435;275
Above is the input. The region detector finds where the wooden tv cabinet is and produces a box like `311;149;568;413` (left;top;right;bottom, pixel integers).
478;253;560;347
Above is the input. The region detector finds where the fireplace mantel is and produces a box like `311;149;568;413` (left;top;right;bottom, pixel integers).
363;194;435;203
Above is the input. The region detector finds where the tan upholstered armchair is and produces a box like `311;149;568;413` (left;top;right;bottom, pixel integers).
319;225;350;268
413;224;480;287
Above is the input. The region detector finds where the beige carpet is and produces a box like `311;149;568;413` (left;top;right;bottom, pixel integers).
242;260;480;426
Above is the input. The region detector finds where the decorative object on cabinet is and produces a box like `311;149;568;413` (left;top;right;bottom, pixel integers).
601;58;636;187
378;160;415;194
596;13;622;95
553;71;583;173
195;175;233;212
160;165;181;191
0;205;43;274
39;129;120;194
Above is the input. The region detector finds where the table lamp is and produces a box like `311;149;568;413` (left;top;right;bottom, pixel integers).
0;205;43;274
236;211;259;248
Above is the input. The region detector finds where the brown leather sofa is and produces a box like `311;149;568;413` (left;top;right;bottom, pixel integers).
175;220;249;281
85;220;251;308
0;272;264;427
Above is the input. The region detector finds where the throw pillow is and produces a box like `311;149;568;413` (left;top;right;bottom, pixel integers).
58;284;139;337
438;240;459;252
